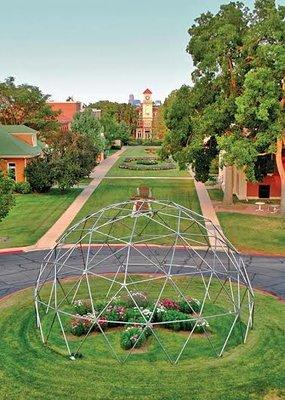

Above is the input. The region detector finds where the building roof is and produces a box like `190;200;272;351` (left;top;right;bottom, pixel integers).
0;125;43;157
143;88;152;95
4;125;38;134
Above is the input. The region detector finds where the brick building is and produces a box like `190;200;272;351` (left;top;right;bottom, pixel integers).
220;150;285;200
0;125;43;182
48;101;82;132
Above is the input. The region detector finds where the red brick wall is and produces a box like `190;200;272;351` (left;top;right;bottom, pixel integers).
48;102;81;124
0;158;26;182
247;157;285;198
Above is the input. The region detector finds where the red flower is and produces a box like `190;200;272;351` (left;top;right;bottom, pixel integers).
160;298;179;310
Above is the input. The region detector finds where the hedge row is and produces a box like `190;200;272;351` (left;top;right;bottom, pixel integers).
119;157;176;171
119;163;176;171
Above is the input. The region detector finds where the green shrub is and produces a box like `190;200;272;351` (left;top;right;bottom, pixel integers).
25;157;54;193
14;181;31;194
136;159;158;165
70;316;93;336
120;326;146;350
125;291;149;307
105;306;127;326
119;160;176;171
126;307;145;322
178;298;201;314
73;299;93;315
0;173;15;222
162;310;193;331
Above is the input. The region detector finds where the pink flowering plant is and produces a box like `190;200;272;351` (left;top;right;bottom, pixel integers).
159;298;180;310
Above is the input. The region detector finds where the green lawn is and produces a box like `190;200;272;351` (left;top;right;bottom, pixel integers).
0;189;81;248
0;280;284;399
218;212;285;255
207;188;224;202
106;146;190;177
66;178;204;245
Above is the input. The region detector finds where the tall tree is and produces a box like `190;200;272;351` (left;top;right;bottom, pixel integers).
0;77;59;141
186;1;250;204
71;108;105;152
218;0;285;213
152;105;169;139
101;115;131;146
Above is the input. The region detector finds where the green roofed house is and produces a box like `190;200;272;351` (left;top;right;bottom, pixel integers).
0;125;44;182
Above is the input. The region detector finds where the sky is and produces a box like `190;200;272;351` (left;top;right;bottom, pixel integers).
0;0;270;104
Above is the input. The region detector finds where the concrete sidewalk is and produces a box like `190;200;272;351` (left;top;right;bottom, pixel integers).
28;147;126;251
193;180;226;248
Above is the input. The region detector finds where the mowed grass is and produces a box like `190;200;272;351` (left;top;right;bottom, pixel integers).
0;189;81;248
218;212;285;255
0;283;284;399
66;178;204;245
106;146;190;177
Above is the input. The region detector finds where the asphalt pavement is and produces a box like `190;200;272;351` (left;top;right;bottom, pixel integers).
0;247;284;300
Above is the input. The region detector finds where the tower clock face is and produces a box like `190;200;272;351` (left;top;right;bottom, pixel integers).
145;96;150;100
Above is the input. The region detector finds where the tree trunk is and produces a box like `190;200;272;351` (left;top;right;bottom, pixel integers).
276;137;285;215
223;165;234;205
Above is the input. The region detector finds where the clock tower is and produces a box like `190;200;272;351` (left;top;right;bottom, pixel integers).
135;88;160;140
142;88;153;139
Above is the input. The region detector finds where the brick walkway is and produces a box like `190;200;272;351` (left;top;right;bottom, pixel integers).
28;147;126;251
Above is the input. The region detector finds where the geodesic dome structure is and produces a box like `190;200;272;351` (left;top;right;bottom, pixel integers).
35;200;254;363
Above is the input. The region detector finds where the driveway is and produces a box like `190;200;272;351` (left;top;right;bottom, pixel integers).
0;248;284;300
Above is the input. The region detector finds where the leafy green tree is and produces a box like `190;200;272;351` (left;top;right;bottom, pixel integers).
161;86;192;163
185;1;250;203
101;115;130;146
0;172;15;222
152;105;169;140
89;101;138;135
218;0;285;213
25;156;54;193
71;108;105;151
0;77;60;142
51;131;99;191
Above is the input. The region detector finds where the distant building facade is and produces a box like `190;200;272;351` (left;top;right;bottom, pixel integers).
48;101;101;132
133;89;161;140
0;125;43;182
48;101;82;132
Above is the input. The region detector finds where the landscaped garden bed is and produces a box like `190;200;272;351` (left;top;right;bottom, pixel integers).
119;157;176;170
69;293;205;351
1;279;284;399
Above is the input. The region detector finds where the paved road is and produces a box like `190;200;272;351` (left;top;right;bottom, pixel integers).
0;248;284;300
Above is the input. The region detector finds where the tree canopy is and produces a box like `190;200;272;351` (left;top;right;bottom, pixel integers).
89;101;138;135
0;77;59;142
71;108;105;152
162;0;285;212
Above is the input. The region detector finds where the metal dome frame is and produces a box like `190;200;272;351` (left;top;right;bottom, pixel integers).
35;200;255;364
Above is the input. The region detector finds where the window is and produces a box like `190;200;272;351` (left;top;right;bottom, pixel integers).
8;162;16;180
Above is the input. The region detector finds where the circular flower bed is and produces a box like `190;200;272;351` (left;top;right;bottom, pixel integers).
119;157;176;170
70;293;204;350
